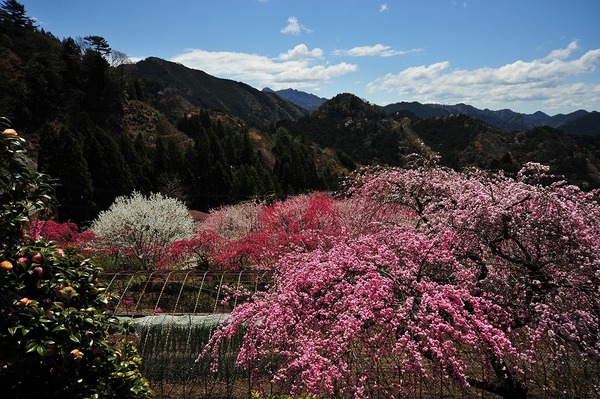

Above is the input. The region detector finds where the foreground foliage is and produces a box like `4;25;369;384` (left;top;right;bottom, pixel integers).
0;128;153;398
201;159;600;398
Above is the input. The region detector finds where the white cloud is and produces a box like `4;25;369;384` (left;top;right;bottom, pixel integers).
280;16;312;35
541;40;579;62
367;41;600;112
379;3;388;12
278;44;324;60
333;44;423;57
170;44;356;91
274;63;358;84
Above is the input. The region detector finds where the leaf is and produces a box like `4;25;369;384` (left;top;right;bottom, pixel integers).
25;343;38;354
36;345;46;357
51;325;67;333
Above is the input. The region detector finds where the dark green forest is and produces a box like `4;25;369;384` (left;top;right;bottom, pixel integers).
3;0;600;225
0;0;340;223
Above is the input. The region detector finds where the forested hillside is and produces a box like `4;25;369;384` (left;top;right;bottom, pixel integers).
279;93;427;167
410;114;600;188
0;1;339;223
2;0;600;225
120;57;307;126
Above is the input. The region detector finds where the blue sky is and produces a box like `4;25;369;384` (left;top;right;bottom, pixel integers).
21;0;600;114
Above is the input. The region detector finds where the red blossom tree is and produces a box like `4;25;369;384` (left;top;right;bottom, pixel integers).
222;192;343;269
158;200;265;270
27;220;79;243
166;193;347;270
26;219;94;249
201;162;600;398
157;230;226;270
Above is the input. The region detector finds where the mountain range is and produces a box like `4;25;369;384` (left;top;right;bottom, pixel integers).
120;57;307;126
259;91;598;136
261;86;599;136
121;56;599;136
5;4;600;223
382;102;599;135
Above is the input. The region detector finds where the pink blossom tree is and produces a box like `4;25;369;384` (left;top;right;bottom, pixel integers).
198;200;265;241
201;162;600;398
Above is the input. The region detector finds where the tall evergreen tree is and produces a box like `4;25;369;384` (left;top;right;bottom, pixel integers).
126;133;153;192
80;42;122;124
79;118;130;211
0;45;22;122
82;35;111;57
38;121;95;222
0;0;35;29
59;37;84;111
189;128;212;210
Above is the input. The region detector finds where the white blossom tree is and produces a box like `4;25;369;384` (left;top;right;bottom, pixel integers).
91;191;194;269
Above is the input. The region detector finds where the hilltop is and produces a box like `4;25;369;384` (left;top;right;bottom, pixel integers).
262;88;328;111
121;57;307;126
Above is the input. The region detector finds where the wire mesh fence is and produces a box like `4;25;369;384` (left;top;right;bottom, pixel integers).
101;271;274;398
100;271;600;399
102;270;273;316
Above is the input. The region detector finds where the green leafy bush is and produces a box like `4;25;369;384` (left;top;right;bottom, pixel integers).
0;126;154;398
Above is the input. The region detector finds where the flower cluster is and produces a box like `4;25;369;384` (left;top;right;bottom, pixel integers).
202;161;600;398
91;191;194;269
160;191;414;271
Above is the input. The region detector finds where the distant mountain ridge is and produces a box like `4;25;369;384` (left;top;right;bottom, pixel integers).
120;57;307;126
285;94;600;188
262;87;328;111
280;93;427;167
121;57;598;135
384;101;599;135
256;85;598;136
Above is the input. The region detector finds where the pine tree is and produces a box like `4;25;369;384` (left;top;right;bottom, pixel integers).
38;121;95;222
0;0;35;29
79;120;130;211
